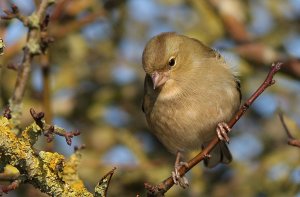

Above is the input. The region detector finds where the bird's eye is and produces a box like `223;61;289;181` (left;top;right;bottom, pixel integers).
168;57;176;67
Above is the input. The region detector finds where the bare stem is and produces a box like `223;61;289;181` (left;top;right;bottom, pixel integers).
278;112;300;148
11;49;32;104
6;0;55;111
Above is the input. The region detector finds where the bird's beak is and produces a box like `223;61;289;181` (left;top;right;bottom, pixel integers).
151;71;169;89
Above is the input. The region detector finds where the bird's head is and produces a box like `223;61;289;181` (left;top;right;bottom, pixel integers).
142;32;189;90
142;32;213;91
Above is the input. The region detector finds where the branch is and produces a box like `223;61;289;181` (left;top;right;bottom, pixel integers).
1;107;118;196
145;63;282;196
1;1;56;124
50;12;106;38
94;167;117;197
206;1;300;79
30;108;80;145
0;116;93;196
0;179;21;195
234;43;300;79
278;112;300;148
40;14;54;130
1;4;28;24
207;0;252;43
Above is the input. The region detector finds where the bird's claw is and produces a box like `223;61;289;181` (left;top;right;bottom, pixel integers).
204;153;211;159
172;152;189;188
172;171;189;188
216;122;231;143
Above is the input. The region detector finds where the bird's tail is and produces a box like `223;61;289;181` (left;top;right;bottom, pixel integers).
204;142;232;168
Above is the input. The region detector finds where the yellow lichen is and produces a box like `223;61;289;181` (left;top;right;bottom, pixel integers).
0;117;10;127
39;151;65;172
0;116;93;196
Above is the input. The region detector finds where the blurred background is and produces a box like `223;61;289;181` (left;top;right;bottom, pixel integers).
1;0;300;196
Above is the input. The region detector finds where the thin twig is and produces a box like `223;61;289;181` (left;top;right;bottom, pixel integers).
278;112;300;148
41;53;52;124
206;0;300;79
50;12;106;38
11;48;32;104
145;63;282;197
3;107;12;119
36;0;54;20
50;0;72;20
2;1;55;111
0;179;21;194
30;108;80;145
207;0;252;43
1;4;28;24
40;14;54;150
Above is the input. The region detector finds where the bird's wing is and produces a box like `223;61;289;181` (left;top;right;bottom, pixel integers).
141;74;152;114
209;47;242;102
141;100;145;113
204;142;232;168
235;77;242;102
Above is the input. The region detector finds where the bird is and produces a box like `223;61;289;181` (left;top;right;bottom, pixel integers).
141;32;241;188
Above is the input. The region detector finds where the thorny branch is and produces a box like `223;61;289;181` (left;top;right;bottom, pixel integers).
145;63;282;197
278;112;300;148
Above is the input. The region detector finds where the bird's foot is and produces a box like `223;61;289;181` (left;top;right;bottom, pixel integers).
204;153;211;159
172;151;189;188
216;122;231;143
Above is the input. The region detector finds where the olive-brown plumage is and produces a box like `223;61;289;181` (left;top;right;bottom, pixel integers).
142;32;241;168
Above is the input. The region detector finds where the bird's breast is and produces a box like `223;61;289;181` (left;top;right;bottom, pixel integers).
146;79;240;154
147;94;215;153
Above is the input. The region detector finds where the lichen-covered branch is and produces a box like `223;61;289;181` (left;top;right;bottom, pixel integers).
0;116;93;196
94;167;116;197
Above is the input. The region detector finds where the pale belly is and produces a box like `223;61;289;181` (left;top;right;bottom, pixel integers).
147;99;220;153
145;77;240;154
